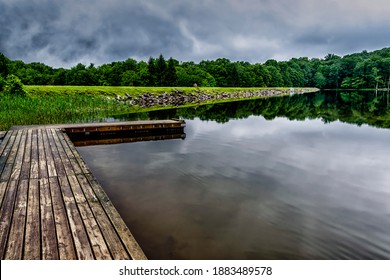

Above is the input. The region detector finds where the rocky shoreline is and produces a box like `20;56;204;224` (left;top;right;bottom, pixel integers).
114;88;318;108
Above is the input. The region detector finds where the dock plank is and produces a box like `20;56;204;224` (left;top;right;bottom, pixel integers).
67;174;112;260
76;173;130;260
37;129;49;179
57;131;83;175
0;131;6;139
30;130;39;179
0;131;22;182
10;130;27;181
5;179;28;259
40;177;59;260
42;129;57;178
0;132;15;189
0;130;12;157
49;177;77;260
24;178;41;260
58;175;95;260
0;180;18;259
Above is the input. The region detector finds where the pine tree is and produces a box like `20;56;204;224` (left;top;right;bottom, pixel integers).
147;57;156;86
165;57;178;86
156;54;167;86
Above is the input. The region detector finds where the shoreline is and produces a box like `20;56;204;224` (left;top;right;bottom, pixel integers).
113;87;319;108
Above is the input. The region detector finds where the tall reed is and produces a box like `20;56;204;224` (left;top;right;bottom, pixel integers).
0;94;129;130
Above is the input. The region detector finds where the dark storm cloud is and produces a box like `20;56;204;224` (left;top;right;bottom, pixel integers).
0;0;389;67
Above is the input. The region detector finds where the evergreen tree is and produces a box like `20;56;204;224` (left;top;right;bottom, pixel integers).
165;57;178;86
147;57;156;86
156;54;167;86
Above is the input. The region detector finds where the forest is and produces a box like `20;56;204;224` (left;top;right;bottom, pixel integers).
0;47;390;90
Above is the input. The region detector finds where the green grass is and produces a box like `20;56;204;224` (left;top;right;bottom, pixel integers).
0;93;130;130
0;86;318;130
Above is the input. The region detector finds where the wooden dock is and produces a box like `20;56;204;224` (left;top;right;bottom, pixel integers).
0;120;184;260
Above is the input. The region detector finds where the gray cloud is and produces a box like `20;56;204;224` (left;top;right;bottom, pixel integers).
0;0;389;68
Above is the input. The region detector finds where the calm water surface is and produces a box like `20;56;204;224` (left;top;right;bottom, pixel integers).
77;91;390;259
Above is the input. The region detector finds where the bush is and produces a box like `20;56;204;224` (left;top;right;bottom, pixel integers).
4;74;26;96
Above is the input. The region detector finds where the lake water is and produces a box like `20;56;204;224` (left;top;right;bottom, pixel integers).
76;90;390;259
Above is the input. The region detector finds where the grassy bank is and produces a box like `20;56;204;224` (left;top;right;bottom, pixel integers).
24;85;294;97
0;86;318;130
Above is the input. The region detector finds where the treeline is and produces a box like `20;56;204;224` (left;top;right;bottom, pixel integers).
124;91;390;129
1;47;390;89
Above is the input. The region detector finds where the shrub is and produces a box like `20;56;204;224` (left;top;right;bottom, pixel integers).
4;74;26;96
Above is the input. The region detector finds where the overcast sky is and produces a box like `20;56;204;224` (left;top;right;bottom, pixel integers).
1;0;389;68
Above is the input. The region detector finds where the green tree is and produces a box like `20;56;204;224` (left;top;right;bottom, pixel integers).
165;57;178;86
314;71;326;88
265;65;283;86
176;66;216;87
121;70;139;86
0;52;10;78
156;54;167;86
147;57;157;86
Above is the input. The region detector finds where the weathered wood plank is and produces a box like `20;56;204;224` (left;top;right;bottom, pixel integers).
5;179;28;259
0;130;13;156
0;131;15;178
42;129;57;178
57;131;83;175
24;178;41;260
67;174;112;260
0;131;15;206
0;131;22;182
47;129;66;177
40;177;59;260
61;131;92;175
85;173;147;260
49;177;77;260
24;130;32;163
0;180;18;259
10;130;26;181
30;130;39;179
57;175;94;260
20;130;32;180
0;131;6;139
51;130;75;177
37;129;49;179
0;181;8;213
76;174;130;259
